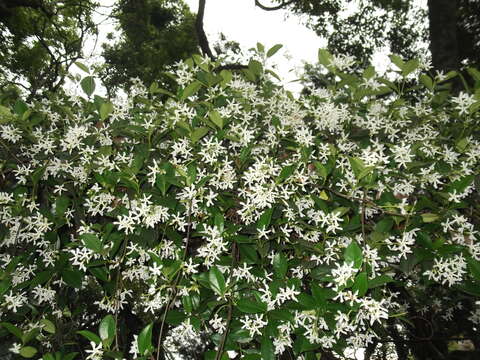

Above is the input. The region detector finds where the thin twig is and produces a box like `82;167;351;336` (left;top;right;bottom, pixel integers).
254;0;297;11
156;204;192;360
321;186;408;218
214;300;233;360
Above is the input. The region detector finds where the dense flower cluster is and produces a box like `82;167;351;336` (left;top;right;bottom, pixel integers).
0;49;479;359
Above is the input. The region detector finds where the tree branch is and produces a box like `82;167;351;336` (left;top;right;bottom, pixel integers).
254;0;297;11
195;0;216;60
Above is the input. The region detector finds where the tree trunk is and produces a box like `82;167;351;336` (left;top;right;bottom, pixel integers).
427;0;459;72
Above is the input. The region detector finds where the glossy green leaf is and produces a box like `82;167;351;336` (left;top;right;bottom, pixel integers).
273;253;287;278
1;322;23;339
100;102;114;120
191;127;209;144
237;298;267;313
80;233;103;253
266;44;283;58
181;81;202;100
208;110;223;129
352;272;368;296
77;330;101;344
99;314;115;347
75;62;89;73
20;347;37;358
40;319;56;334
80;76;95;97
209;266;226;295
344;241;363;269
257;207;273;230
261;335;275;360
137;323;153;355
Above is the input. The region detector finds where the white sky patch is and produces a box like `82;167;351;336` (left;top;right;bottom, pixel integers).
184;0;322;93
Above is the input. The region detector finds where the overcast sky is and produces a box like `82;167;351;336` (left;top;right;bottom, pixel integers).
183;0;322;92
83;0;419;95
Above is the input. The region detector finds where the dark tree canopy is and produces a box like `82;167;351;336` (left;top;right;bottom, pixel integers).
258;0;480;73
99;0;198;93
0;0;97;99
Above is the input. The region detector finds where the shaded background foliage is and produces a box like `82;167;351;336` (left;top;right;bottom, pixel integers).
1;1;480;360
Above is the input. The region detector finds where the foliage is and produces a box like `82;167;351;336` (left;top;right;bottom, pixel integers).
0;0;98;99
0;47;480;360
99;0;198;93
271;0;480;71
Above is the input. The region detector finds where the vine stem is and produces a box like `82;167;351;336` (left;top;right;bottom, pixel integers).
321;186;408;218
215;300;233;360
155;203;192;360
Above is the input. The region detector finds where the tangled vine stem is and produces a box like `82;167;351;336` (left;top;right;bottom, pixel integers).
254;0;297;11
215;300;233;360
321;186;409;218
156;205;192;360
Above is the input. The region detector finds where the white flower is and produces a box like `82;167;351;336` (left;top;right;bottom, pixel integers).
240;314;267;337
85;341;103;360
9;342;21;354
331;262;357;287
451;92;476;115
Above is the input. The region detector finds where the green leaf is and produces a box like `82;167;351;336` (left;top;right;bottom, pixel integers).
22;328;40;344
191;127;210;144
421;213;440;223
220;70;232;84
318;49;333;68
20;347;37;358
64;353;79;360
14;99;28;116
419;74;433;91
104;351;124;359
348;157;373;180
467;257;480;282
236;298;267;313
267;44;283;58
368;275;393;288
297;293;316;309
55;196;70;217
209;267;226;296
42;354;55;360
467;67;480;81
89;266;109;282
363;66;376;80
1;322;23;339
390;54;405;71
248;59;263;76
208;110;223;129
276;164;296;183
352;272;368;296
40;319;56;334
344;241;363;269
450;175;474;193
80;233;103;254
165;310;187;325
62;269;83;288
261;336;274;360
31;165;46;187
181;81;202;100
100;102;114;120
401;59;419;77
75;62;89;74
81;76;95;97
257;207;273;230
272;253;288;278
375;217;394;232
137;323;153;355
77;330;101;344
99;315;115;347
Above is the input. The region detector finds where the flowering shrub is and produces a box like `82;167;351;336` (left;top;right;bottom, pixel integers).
0;47;479;360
